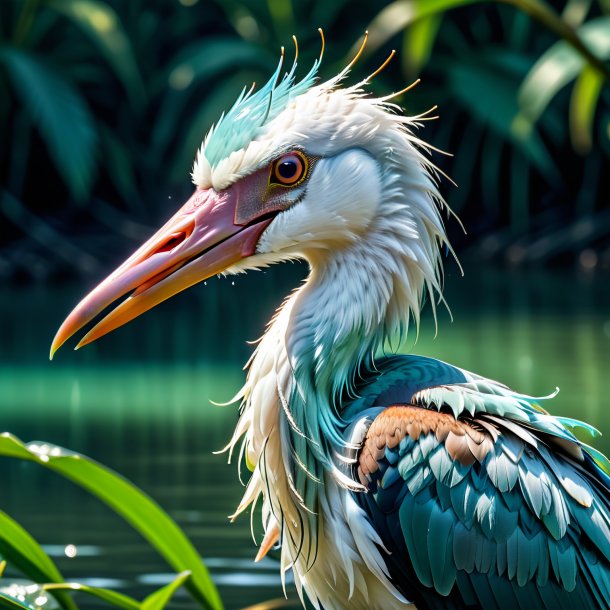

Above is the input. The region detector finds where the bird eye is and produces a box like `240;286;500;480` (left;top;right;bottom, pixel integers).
270;152;309;187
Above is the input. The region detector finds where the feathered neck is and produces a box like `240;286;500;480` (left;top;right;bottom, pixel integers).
281;211;446;507
228;118;452;579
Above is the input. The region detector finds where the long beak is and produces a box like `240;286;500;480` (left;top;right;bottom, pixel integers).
50;187;274;359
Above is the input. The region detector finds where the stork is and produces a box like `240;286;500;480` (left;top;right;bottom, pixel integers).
50;34;610;610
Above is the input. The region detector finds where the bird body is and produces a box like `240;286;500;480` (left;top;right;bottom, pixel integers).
51;36;610;609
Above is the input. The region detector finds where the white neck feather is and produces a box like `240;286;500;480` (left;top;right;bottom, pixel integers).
226;194;446;608
225;108;451;609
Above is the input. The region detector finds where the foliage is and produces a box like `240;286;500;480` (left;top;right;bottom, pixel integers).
0;0;608;276
0;433;223;610
359;0;610;263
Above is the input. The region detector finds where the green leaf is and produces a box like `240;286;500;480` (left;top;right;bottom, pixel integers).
140;571;190;610
402;14;443;76
446;54;558;180
49;0;145;108
44;572;192;610
570;64;604;152
0;512;63;584
0;47;96;202
517;15;610;123
0;435;223;610
44;583;139;610
358;0;481;56
0;510;76;610
0;593;33;610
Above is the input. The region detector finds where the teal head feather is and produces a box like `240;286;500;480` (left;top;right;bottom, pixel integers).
202;48;321;168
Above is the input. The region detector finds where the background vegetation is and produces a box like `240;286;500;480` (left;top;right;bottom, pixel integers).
0;1;609;609
1;0;609;282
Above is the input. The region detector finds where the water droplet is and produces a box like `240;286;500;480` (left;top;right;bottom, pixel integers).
65;544;77;558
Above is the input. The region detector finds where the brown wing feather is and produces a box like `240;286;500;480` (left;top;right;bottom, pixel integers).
357;405;495;484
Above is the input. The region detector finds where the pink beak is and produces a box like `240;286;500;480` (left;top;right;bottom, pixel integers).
50;187;273;358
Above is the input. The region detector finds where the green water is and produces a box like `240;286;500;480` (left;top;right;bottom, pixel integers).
1;263;609;609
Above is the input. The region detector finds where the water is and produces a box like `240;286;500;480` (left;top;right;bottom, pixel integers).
1;263;609;609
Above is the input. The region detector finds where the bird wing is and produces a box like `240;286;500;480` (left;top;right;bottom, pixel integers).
347;355;610;609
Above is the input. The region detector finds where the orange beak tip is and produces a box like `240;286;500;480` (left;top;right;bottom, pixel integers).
49;339;61;361
74;336;90;351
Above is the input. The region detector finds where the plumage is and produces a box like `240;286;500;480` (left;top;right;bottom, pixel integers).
51;35;610;610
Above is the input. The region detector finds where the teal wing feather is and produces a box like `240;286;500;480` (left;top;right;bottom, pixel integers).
348;355;610;610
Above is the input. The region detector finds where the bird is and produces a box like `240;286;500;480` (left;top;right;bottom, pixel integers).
50;32;610;610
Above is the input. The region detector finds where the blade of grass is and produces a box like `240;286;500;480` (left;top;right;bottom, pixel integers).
44;584;139;610
499;0;610;80
0;434;223;610
141;571;191;610
0;593;32;610
570;64;604;153
44;571;192;610
0;511;77;610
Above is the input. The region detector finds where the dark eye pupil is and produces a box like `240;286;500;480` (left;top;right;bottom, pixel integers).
278;161;297;179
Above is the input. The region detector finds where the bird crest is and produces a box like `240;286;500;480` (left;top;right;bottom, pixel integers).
195;31;424;179
201;37;321;169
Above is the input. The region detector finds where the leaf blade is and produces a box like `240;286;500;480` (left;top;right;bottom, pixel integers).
570;64;604;153
357;0;482;56
402;14;443;76
0;506;77;610
49;0;146;108
0;593;33;610
0;47;97;201
517;15;610;124
140;571;191;610
0;435;223;610
44;583;139;610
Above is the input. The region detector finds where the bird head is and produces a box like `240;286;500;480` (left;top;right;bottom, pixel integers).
51;33;450;359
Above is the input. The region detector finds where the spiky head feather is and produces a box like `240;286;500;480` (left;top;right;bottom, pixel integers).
192;51;324;188
204;55;320;168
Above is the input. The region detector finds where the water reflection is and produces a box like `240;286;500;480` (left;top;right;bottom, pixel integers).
0;263;609;609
